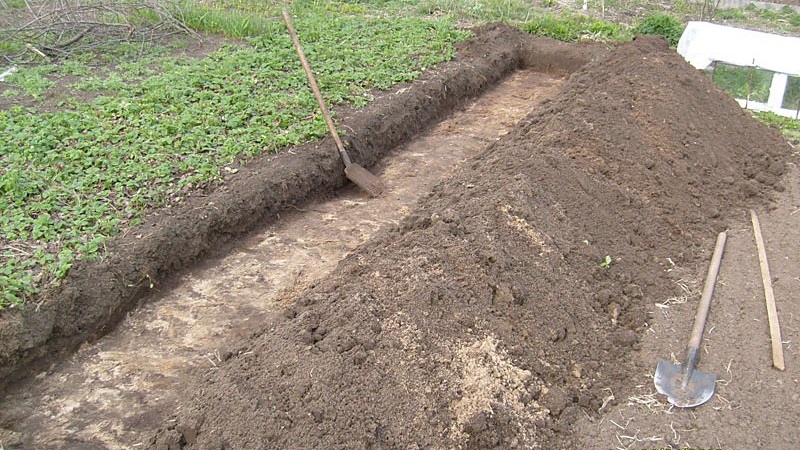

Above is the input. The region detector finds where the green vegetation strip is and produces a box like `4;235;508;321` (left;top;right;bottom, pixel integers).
0;7;469;308
754;111;800;143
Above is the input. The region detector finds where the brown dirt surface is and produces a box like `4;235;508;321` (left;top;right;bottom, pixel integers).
148;35;791;449
575;165;800;449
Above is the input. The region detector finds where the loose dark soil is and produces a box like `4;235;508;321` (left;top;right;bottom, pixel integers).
148;36;790;449
0;68;569;448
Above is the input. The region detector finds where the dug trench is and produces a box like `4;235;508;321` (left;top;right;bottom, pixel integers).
0;26;793;450
0;25;593;392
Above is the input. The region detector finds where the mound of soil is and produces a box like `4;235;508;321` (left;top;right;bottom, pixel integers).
150;36;788;449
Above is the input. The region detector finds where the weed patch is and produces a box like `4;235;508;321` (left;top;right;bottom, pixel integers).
633;12;683;46
521;13;629;42
2;66;55;99
174;3;277;38
414;0;532;22
711;4;800;34
716;8;747;21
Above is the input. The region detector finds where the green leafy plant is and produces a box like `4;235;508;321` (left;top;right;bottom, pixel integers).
782;75;800;110
710;62;774;103
633;12;684;46
71;72;129;92
599;255;613;269
521;13;629;42
56;59;93;76
2;66;55;98
715;8;747;20
752;111;800;143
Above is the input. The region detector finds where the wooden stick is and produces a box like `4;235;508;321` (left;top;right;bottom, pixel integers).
25;44;51;62
750;209;785;370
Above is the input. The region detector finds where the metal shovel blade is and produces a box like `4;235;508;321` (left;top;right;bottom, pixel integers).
654;358;716;408
345;164;384;197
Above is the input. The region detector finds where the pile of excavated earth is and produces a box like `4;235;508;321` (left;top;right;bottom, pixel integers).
148;33;788;449
0;25;793;450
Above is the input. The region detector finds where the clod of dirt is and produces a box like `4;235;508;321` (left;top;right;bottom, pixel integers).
149;35;788;449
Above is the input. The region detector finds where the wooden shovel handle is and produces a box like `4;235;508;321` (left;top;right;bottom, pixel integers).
687;231;727;350
282;10;351;167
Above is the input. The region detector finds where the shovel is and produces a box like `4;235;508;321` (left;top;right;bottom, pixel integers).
654;231;727;408
282;10;384;197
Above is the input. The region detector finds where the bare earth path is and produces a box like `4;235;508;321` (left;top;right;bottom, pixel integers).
0;70;565;449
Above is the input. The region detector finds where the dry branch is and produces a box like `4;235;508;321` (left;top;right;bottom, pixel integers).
1;0;196;62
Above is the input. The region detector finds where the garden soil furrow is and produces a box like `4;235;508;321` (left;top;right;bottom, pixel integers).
146;35;791;449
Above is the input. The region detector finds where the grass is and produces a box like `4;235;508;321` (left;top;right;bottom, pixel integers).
174;3;277;38
751;4;800;27
713;3;800;34
521;12;628;42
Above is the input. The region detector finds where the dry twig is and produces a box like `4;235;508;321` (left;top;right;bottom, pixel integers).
1;0;197;62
